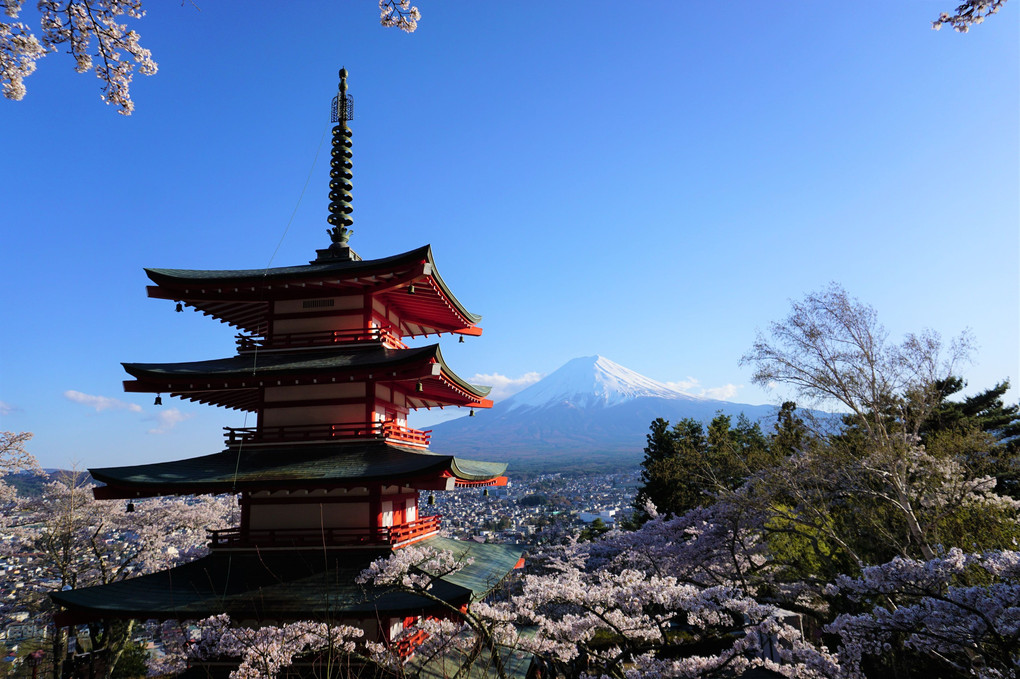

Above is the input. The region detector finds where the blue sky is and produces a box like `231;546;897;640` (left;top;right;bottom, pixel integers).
2;2;1017;468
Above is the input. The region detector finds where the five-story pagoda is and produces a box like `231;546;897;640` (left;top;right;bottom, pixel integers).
52;70;524;651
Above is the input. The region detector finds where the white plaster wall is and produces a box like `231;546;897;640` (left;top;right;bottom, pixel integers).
248;502;369;530
262;403;363;426
264;383;365;402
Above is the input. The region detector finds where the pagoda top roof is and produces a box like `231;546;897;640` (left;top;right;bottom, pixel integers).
122;344;492;411
90;440;507;499
145;245;436;284
51;537;525;624
144;245;481;336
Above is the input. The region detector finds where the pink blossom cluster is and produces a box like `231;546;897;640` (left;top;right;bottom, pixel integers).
932;0;1008;31
491;510;842;679
0;5;45;100
0;431;38;510
2;0;154;112
355;544;471;591
379;0;420;33
828;548;1020;677
356;507;841;678
145;507;1019;679
152;615;364;679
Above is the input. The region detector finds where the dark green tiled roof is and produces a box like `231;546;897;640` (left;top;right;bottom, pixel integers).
90;441;507;495
123;344;491;399
147;246;433;283
51;538;525;622
124;345;435;378
145;245;481;326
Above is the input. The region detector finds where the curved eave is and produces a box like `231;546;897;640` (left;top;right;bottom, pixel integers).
449;457;508;482
432;344;491;400
419;245;482;327
89;442;508;500
122;345;492;411
144;245;481;335
145;246;434;286
409;345;492;410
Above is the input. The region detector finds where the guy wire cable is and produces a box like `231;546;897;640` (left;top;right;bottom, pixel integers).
221;121;330;602
230;121;330;491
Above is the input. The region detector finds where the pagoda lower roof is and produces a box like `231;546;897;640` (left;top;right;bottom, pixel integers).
145;245;481;336
51;537;525;624
91;440;508;499
122;344;492;411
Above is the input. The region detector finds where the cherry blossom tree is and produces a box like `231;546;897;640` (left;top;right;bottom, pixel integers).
152;614;366;679
492;504;844;679
1;472;236;679
828;548;1020;678
148;548;477;679
0;431;38;474
346;506;844;679
0;430;38;509
138;491;1013;679
357;545;524;679
737;285;1020;566
1;0;156;113
742;283;974;454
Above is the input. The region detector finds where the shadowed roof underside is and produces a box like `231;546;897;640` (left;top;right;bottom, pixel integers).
145;245;481;336
122;344;492;411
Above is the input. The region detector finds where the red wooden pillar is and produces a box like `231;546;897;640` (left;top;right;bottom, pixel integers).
369;489;382;541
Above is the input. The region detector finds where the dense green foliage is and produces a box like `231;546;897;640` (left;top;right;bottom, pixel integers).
921;378;1020;497
110;640;148;679
634;378;1020;583
633;405;800;520
577;517;610;542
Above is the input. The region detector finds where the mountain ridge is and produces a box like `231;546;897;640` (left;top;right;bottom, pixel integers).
430;356;782;472
503;355;704;411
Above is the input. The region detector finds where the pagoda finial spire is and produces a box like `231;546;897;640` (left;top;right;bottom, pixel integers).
320;67;357;261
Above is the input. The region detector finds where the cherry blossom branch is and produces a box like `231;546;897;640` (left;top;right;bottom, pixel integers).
379;0;419;32
933;0;1008;32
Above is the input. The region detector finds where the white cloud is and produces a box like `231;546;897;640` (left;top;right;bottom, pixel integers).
469;371;544;402
664;377;701;393
702;384;741;400
0;401;14;416
64;390;143;413
147;409;193;434
663;379;743;402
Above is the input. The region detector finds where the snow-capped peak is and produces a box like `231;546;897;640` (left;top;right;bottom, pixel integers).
504;355;695;410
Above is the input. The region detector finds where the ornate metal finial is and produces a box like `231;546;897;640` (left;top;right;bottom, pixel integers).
327;67;354;249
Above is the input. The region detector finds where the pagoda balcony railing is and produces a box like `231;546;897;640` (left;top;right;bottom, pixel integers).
236;328;406;352
392;628;429;658
207;514;442;549
224;421;432;447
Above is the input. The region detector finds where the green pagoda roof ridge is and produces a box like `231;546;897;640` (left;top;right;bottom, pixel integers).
124;344;437;379
121;344;492;410
89;440;508;499
144;244;431;281
144;244;482;327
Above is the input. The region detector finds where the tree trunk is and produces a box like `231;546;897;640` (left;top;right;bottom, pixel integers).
50;627;66;679
99;619;134;679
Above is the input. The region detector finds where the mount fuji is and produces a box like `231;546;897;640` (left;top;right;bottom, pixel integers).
428;356;782;471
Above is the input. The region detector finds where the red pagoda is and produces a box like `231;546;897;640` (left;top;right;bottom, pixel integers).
52;69;524;655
